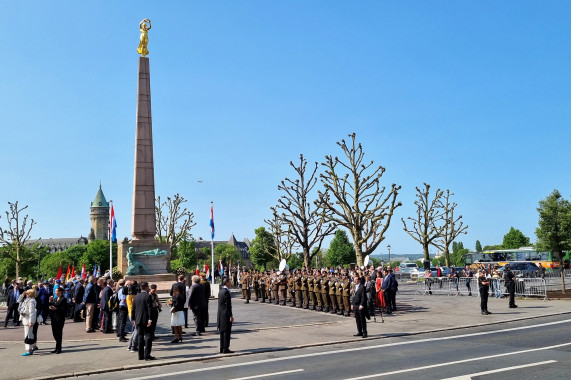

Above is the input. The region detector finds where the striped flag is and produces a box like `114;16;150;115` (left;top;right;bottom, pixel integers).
210;202;215;240
93;263;98;277
110;205;117;243
65;264;70;282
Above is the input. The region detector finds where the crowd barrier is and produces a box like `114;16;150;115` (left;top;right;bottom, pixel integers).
416;276;546;300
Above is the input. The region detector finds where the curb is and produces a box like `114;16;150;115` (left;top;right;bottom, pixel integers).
29;310;571;380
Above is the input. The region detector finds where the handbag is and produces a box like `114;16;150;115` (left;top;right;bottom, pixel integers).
24;330;35;345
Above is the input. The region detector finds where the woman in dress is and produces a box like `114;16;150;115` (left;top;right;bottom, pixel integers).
375;269;385;312
19;288;37;356
170;286;185;343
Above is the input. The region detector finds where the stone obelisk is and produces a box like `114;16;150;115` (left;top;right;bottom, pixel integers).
119;19;171;279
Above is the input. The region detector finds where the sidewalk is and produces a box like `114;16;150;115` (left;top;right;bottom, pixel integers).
0;284;568;380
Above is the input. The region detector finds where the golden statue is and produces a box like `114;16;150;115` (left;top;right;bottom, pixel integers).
137;19;152;57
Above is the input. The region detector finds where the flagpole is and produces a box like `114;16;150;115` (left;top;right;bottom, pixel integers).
211;201;214;285
109;200;113;280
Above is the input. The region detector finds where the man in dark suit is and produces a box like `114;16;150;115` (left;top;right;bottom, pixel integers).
131;282;155;361
4;281;21;327
217;277;234;354
352;274;368;338
188;275;206;336
100;279;114;333
72;278;85;322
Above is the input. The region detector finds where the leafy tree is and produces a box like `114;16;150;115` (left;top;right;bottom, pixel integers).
0;201;37;278
482;244;503;251
536;189;571;292
317;133;402;266
325;229;356;267
452;241;458;255
287;253;305;270
40;251;74;278
475;240;483;252
215;243;240;267
66;245;89;265
176;237;196;269
81;240;117;273
249;227;278;270
502;227;531;249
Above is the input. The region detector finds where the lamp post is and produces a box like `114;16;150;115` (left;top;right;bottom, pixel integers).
387;244;391;264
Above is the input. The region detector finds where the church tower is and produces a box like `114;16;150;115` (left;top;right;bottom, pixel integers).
89;184;110;242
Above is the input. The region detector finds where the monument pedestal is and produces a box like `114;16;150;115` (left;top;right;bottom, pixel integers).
118;240;171;275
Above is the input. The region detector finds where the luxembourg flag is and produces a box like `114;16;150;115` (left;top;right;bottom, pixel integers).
209;202;215;240
93;263;98;277
110;205;117;243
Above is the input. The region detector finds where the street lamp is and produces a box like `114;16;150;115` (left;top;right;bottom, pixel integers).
387;244;391;264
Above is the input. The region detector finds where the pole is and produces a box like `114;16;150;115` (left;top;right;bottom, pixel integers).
109;201;113;280
211;201;214;285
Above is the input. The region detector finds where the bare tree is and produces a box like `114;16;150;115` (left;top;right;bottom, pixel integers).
274;154;335;268
317;133;401;266
432;190;469;267
402;183;446;266
0;201;37;278
155;194;196;251
265;209;299;262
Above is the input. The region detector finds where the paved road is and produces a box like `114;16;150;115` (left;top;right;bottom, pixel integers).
74;314;571;380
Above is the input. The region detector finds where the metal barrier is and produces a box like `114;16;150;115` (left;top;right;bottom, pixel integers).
416;277;546;299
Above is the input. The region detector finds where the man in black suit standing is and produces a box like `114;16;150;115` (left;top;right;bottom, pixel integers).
352;274;368;338
100;279;114;333
4;281;21;327
131;282;155;361
217;277;234;354
187;275;206;336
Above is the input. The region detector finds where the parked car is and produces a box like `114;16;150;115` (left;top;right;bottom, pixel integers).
499;262;540;278
399;262;419;273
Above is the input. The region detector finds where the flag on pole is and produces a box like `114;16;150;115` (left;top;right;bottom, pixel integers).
71;266;75;278
65;264;70;282
110;205;117;243
196;263;199;275
81;263;86;279
56;265;62;281
210;203;215;240
219;259;224;276
95;264;101;277
93;263;98;277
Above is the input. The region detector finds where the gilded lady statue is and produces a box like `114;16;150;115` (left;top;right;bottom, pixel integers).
137;19;151;57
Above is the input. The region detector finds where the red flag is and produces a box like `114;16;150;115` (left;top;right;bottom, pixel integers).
56;265;62;280
71;266;75;278
81;263;86;279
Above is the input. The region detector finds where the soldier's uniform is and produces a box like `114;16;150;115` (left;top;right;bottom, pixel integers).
294;272;302;308
329;274;338;314
259;273;266;303
301;271;309;309
342;275;351;317
335;274;343;315
288;274;296;306
252;270;260;301
308;273;316;310
266;273;273;302
314;273;322;311
320;272;329;312
278;273;288;306
241;271;251;303
272;274;279;304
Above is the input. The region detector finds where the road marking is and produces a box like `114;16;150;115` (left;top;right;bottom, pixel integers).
349;347;567;379
440;360;556;380
126;318;571;380
229;369;304;380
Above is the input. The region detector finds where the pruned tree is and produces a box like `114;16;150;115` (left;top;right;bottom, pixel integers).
155;194;196;251
317;133;401;266
432;189;468;268
274;154;335;268
265;210;299;263
249;227;278;270
402;183;446;267
0;201;37;278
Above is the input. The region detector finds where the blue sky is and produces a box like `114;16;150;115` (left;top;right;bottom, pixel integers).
1;1;570;257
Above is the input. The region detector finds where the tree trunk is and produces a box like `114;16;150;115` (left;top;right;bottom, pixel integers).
303;247;310;268
15;245;22;278
353;243;363;267
444;248;451;268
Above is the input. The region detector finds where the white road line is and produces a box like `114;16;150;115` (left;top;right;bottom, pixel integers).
126;318;571;380
348;346;568;379
229;369;304;380
440;360;556;380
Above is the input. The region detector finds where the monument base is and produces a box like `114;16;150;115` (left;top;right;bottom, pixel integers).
124;274;176;283
118;240;171;275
